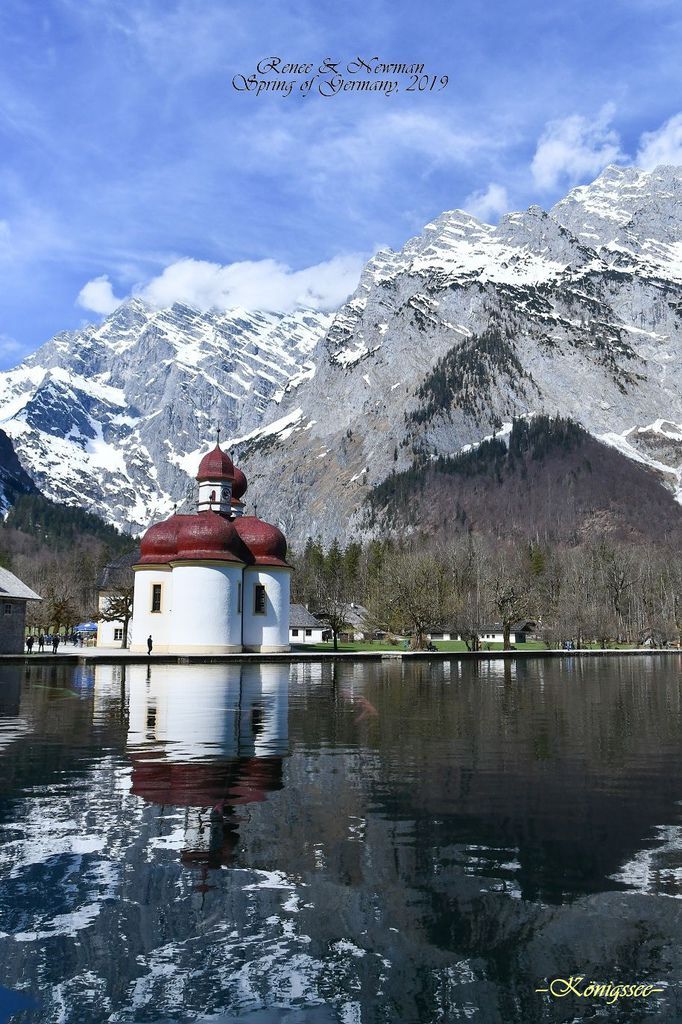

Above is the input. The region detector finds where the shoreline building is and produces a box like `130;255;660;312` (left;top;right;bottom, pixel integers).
288;604;327;645
130;443;290;654
96;550;139;648
0;567;41;654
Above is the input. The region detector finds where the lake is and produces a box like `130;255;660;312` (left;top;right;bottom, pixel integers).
1;656;682;1023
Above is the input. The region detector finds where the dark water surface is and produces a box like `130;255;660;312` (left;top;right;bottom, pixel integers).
1;656;682;1023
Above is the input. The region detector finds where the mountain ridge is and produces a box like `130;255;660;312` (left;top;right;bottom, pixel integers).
0;304;332;530
1;163;681;543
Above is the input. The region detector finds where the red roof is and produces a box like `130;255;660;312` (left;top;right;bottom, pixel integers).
138;511;287;566
233;516;288;566
137;515;183;564
232;466;248;500
196;444;235;482
176;513;242;562
136;441;285;567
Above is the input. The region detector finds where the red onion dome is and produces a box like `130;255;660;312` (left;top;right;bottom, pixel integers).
196;444;235;482
231;467;248;501
138;516;182;564
174;511;242;562
233;516;288;566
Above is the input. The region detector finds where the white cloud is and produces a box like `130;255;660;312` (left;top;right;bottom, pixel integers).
636;112;682;168
76;254;366;317
463;183;510;222
531;105;625;190
307;111;488;178
0;332;25;366
76;275;124;315
139;254;365;312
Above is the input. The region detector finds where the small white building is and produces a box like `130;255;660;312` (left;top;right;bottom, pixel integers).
0;567;41;654
130;441;290;654
429;622;531;645
96;550;139;648
289;604;326;644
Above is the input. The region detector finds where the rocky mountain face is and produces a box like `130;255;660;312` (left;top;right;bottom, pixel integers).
0;164;681;543
0;428;38;513
0;304;331;531
237;164;682;544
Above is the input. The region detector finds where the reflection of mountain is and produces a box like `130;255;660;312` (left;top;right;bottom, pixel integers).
2;659;682;1023
302;658;682;903
123;663;289;869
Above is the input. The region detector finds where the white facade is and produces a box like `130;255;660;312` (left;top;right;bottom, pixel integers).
289;626;325;644
242;567;291;653
197;477;232;516
97;592;125;647
169;562;244;653
130;562;291;654
131;566;173;651
428;630;526;645
128;442;291;654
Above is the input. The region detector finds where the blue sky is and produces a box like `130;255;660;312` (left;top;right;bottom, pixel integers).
1;0;682;367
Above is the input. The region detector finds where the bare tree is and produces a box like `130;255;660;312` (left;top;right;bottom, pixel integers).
370;549;447;649
445;538;489;651
490;548;533;649
99;586;134;648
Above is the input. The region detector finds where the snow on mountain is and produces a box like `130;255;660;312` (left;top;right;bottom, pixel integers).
551;164;682;276
1;163;681;543
234;164;682;544
597;419;682;501
0;302;331;531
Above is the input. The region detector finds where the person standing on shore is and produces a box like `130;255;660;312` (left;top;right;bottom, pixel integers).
147;635;153;656
26;636;34;654
52;635;60;654
38;634;44;652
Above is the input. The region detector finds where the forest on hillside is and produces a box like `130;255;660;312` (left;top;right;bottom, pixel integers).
1;422;681;649
0;493;136;630
368;415;682;546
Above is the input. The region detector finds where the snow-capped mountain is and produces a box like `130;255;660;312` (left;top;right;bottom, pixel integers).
235;164;682;543
0;303;332;530
0;163;681;542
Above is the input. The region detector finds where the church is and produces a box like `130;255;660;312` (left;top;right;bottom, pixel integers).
129;442;290;654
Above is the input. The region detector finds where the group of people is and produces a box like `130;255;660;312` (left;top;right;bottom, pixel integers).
25;633;84;653
23;633;154;654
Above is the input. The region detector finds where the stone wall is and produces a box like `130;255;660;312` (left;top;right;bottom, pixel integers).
0;600;27;654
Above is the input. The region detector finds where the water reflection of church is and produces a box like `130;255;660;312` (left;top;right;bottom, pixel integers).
123;663;289;870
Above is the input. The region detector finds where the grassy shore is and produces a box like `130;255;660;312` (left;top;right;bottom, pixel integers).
291;640;665;654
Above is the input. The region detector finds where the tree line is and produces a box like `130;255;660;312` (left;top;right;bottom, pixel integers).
0;493;136;634
290;534;682;650
2;487;680;651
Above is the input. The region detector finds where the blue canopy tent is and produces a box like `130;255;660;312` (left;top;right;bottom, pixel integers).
74;621;98;633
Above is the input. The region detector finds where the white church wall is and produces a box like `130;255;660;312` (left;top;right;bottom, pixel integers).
242;567;290;652
130;566;172;652
169;562;243;653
